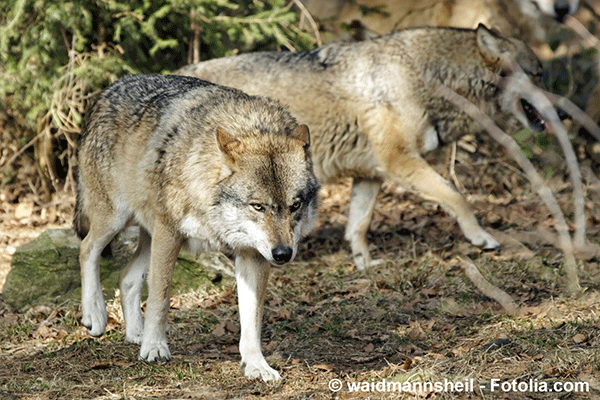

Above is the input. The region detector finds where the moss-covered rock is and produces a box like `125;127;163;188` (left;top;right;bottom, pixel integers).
3;229;233;312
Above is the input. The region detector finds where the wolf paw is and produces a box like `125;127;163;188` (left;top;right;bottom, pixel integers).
81;296;107;337
124;318;144;344
139;341;171;363
125;329;143;345
241;359;281;381
468;230;500;250
353;253;385;270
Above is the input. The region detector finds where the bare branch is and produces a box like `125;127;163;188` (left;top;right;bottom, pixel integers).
508;72;586;252
542;89;600;142
289;0;323;47
459;257;518;315
434;76;582;295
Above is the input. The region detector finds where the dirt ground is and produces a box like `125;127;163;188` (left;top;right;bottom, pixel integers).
1;138;599;399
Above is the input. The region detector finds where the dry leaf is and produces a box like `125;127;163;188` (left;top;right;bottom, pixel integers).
15;202;33;219
212;322;226;336
312;364;333;372
573;333;586;344
199;298;219;309
224;321;239;333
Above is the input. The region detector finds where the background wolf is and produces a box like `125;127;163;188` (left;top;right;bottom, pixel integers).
176;25;546;269
300;0;579;54
75;74;319;381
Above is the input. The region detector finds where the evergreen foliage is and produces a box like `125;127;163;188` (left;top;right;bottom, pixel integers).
0;0;316;189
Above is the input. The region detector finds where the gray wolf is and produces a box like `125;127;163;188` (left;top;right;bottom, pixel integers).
176;25;546;269
300;0;579;53
75;74;319;381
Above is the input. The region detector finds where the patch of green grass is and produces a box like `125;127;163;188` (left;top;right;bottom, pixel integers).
0;320;34;343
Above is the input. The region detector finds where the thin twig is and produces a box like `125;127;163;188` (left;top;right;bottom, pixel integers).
289;0;323;46
542;89;600;141
1;132;42;171
435;76;582;295
459;257;518;315
509;72;586;251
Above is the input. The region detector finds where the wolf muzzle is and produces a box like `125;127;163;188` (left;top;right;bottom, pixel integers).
272;245;293;264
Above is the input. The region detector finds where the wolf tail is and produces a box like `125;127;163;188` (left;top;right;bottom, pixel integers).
73;181;89;239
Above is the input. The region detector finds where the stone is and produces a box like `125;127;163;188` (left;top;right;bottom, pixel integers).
3;229;233;312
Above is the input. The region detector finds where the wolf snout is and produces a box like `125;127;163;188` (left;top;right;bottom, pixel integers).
554;0;571;22
272;245;293;264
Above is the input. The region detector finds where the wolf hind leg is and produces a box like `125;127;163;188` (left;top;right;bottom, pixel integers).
345;178;382;270
236;251;280;381
80;209;130;337
120;227;151;344
384;152;499;250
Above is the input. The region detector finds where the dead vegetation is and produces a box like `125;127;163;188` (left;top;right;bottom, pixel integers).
1;136;599;399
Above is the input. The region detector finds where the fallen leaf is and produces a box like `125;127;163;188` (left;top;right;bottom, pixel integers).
212;322;226;336
401;358;413;371
199;298;219;309
15;202;33;219
224;321;239;333
225;345;238;353
573;333;586;344
312;364;333;372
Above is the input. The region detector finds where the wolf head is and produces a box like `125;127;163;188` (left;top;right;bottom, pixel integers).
211;124;320;266
475;24;549;133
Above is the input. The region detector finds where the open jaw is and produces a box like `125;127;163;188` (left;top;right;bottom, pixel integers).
520;99;547;132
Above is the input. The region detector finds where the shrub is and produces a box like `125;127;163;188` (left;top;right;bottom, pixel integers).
0;0;316;195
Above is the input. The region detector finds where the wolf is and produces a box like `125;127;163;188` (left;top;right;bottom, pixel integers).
75;74;320;381
176;25;547;269
300;0;579;52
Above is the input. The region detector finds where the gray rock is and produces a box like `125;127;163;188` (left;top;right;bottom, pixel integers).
3;229;233;312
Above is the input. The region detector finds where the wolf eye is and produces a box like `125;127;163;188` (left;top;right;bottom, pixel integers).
250;203;265;213
290;200;302;212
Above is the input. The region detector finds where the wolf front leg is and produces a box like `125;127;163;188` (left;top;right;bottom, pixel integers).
235;251;280;381
139;220;182;362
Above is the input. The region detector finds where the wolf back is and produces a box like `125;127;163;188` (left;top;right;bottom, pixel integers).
176;25;546;269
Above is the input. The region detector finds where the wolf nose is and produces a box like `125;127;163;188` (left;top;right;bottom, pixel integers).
554;1;570;22
272;245;293;264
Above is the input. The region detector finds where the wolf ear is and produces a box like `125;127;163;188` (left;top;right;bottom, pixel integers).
290;124;310;149
476;23;505;63
216;127;240;165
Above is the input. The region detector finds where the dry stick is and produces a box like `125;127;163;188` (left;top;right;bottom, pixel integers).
538;98;587;251
510;74;587;252
435;81;581;295
497;67;586;288
459;257;518;315
507;74;586;253
289;0;323;47
542;89;600;142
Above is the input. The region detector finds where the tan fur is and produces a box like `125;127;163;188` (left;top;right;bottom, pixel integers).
76;74;319;381
176;25;546;269
302;0;579;52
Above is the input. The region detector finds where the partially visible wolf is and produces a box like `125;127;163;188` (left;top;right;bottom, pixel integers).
176;25;547;269
75;74;319;381
300;0;579;52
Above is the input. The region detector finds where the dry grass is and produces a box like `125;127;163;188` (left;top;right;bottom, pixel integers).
0;140;599;399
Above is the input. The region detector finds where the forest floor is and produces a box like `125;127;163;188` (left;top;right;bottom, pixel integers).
1;137;599;399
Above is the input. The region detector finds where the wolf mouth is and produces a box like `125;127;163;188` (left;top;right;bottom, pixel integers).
521;99;547;132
